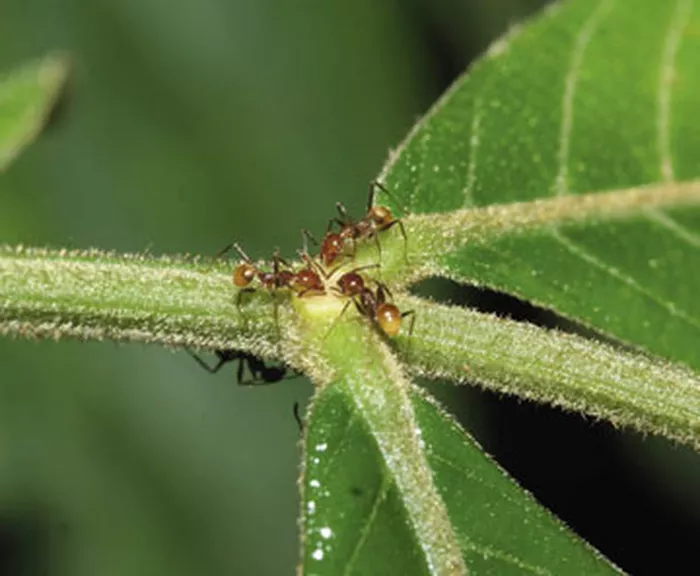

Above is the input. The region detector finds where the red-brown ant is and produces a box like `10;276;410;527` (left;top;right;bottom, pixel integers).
303;181;407;267
331;181;408;263
329;276;415;340
227;243;293;294
292;251;326;297
301;227;347;270
225;243;327;333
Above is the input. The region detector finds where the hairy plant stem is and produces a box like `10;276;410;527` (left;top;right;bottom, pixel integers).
1;241;699;448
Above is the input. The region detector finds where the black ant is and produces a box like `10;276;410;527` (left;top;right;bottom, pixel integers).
188;349;293;385
191;349;305;432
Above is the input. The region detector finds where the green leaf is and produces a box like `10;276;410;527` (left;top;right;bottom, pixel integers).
0;53;69;172
380;0;700;371
300;361;620;575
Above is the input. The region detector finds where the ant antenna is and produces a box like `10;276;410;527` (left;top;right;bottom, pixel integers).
301;229;318;254
368;180;406;212
293;402;304;433
233;242;253;263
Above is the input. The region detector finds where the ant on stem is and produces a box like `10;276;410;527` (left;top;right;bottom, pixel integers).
328;276;415;340
303;181;408;267
188;349;295;385
224;243;327;337
332;181;409;264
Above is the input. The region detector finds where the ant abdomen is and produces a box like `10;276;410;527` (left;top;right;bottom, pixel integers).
376;303;402;336
233;263;257;287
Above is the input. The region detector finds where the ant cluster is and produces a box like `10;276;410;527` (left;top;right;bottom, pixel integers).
233;181;412;338
193;181;413;386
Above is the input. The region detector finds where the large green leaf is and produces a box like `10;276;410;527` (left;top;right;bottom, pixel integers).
299;1;700;574
0;54;68;172
299;320;619;575
380;0;700;371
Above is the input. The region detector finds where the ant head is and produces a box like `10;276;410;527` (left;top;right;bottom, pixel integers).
321;233;344;266
233;263;256;287
336;272;365;297
376;303;402;336
295;268;323;291
368;205;394;227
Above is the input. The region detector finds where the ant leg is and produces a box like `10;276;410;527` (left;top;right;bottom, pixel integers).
369;180;400;209
298;250;332;281
302;229;318;253
327;218;344;233
297;287;325;298
367;181;379;211
187;349;231;374
372;233;382;263
368;180;392;210
348;263;381;274
401;310;416;352
324;299;353;340
381;219;409;264
237;355;249;384
293;402;304;434
236;287;256;327
275;297;283;341
373;280;393;304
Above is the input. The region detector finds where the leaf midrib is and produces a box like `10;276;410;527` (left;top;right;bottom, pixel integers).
396;179;700;286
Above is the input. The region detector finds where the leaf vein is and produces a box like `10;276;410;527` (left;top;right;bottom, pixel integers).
343;475;391;576
657;0;694;182
551;230;700;330
555;0;617;196
645;209;700;249
462;542;555;576
462;98;484;208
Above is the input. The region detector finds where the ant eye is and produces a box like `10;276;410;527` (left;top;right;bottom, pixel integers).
377;304;402;336
233;264;255;287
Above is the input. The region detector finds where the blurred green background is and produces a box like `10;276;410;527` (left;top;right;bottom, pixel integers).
0;1;698;575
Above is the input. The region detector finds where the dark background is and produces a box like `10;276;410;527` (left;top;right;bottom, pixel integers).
0;0;698;574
